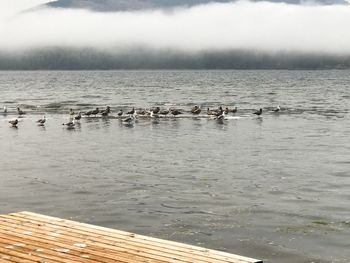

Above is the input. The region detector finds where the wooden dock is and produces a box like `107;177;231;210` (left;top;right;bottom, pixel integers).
0;211;262;263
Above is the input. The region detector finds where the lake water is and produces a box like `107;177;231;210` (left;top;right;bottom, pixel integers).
0;70;349;263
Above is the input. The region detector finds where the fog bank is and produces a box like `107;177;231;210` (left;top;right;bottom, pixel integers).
1;1;350;69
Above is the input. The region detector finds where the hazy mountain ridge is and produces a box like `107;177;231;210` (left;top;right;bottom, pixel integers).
45;0;348;12
1;48;349;70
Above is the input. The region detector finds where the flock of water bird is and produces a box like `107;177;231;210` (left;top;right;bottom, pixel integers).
2;104;281;129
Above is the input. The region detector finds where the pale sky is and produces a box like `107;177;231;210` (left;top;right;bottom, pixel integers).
0;0;51;18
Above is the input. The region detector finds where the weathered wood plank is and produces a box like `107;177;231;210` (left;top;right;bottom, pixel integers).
0;212;263;263
0;215;244;263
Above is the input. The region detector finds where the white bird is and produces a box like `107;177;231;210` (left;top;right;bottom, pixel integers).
3;106;7;114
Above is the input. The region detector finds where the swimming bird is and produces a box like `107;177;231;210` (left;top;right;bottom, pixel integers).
137;109;147;115
117;109;123;116
9;119;18;127
36;116;46;125
273;105;281;112
101;106;111;117
69;108;75;116
150;110;159;119
230;107;238;113
122;115;134;124
207;108;214;115
159;108;170;116
191;105;201;115
74;112;82;121
17;107;25;116
62;119;75;128
127;107;135;115
253;108;263;116
91;107;99;116
170;109;183;117
215;111;226;120
224;107;229;114
3;106;7;114
151;107;160;114
214;107;224;117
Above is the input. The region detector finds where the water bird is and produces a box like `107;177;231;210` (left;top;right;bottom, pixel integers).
137;109;147;115
224;107;229;114
159;108;170;116
9;119;18;127
36;116;46;125
215;111;226;120
152;107;160;114
84;108;99;116
62;120;75;128
214;107;224;117
101;106;111;117
74;112;82;121
127;107;135;115
273;105;281;112
170;109;183;117
91;107;100;116
17;107;25;116
207;108;214;115
253;108;263;116
3;106;7;114
117;109;123;116
122;115;134;124
191;105;201;114
230;107;238;113
150;110;159;118
69;108;75;116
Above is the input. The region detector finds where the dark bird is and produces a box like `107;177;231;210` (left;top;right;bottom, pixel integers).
253;108;263;116
224;107;229;114
74;112;82;121
191;105;201;114
214;107;224;117
151;107;160;114
215;111;226;120
231;107;238;113
273;105;281;112
127;107;135;115
117;109;123;116
91;107;99;116
137;109;147;115
36;116;46;125
122;115;134;124
170;109;183;117
9;119;18;127
84;110;92;116
69;108;75;116
17;107;25;116
101;106;111;116
150;110;159;119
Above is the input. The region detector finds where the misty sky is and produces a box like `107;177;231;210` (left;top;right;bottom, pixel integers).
1;0;350;55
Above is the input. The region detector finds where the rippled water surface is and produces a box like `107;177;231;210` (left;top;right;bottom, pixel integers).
0;70;349;263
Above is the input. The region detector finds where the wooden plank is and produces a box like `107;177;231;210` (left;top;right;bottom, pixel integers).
0;212;263;263
0;215;244;263
18;211;261;263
